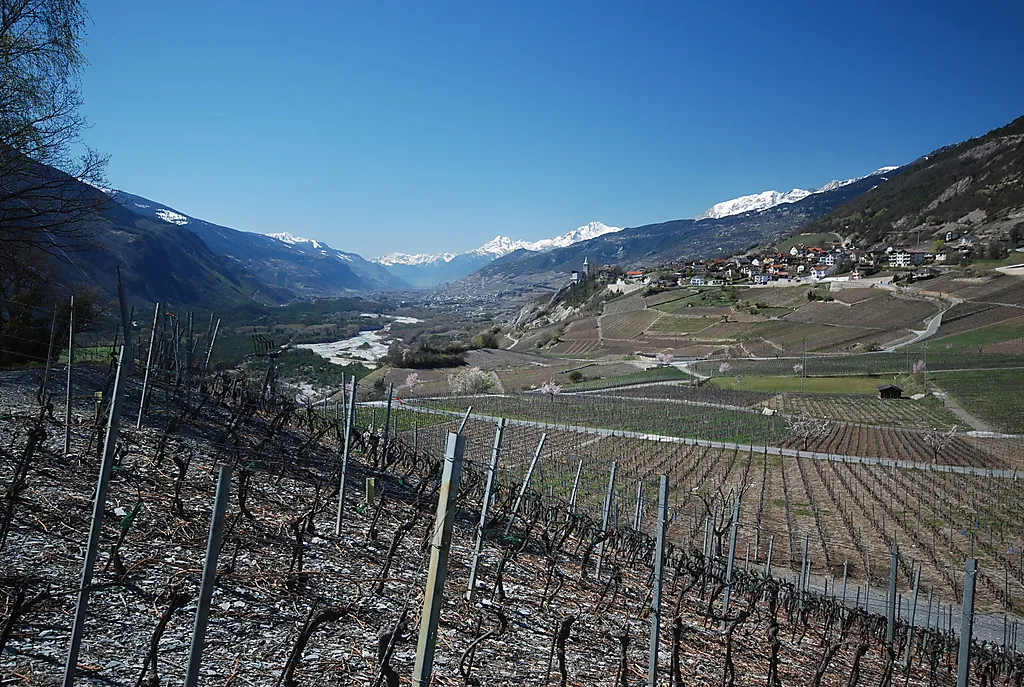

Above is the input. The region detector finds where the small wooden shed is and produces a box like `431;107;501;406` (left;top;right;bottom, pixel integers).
877;384;903;400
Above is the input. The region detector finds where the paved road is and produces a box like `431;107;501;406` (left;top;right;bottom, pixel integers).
885;305;947;351
931;385;993;433
388;400;1020;480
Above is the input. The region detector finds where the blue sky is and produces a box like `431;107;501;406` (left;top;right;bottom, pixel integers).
80;0;1024;258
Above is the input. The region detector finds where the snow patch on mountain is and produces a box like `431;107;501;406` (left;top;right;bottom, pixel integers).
695;167;898;221
376;221;621;266
267;232;322;249
155;208;189;225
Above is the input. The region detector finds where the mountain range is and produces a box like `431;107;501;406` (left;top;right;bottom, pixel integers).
373;221;622;288
107;191;408;296
694;167;899;220
16;114;1023;312
444;170;903;299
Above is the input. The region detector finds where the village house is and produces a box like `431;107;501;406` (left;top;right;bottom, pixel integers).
810;265;835;280
889;248;928;268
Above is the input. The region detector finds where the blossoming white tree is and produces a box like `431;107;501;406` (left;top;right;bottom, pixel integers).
448;367;495;394
540;379;562;403
399;372;422;397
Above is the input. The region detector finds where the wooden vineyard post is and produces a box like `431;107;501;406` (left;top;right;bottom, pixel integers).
467;419;504;601
184;312;194;405
764;534;774;578
957;558;978;687
597;460;618;579
568;457;583;515
886;544;899;652
183;465;232;687
904;566;921;669
457;406;473;435
722;496;741;615
335;376;358;535
647;475;668;687
39;305;58;404
633;480;643;531
137;302;161;428
799;536;809;600
841;560;849;606
382;383;394;456
505;433;546;536
339;373;347;418
64;295;74;455
412;432;466;687
199;316;220;390
62;343;130;687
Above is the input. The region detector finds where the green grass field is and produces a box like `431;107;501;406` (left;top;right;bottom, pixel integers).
928;368;1024;433
707;375;885;394
916;322;1024;353
566;365;688;391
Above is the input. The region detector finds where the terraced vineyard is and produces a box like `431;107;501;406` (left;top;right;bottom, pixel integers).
762;393;961;429
599;309;662;339
601;293;647;315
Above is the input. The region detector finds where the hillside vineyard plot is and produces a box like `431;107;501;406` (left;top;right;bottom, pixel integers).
599;310;663;340
5;353;1024;685
399;411;1024;615
762;394;961;430
601;293;648;315
420;393;1016;467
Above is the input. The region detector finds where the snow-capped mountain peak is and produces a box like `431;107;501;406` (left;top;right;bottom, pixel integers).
472;235;529;257
695;190;811;221
376;251;459;266
695;167;897;221
373;221;622;265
